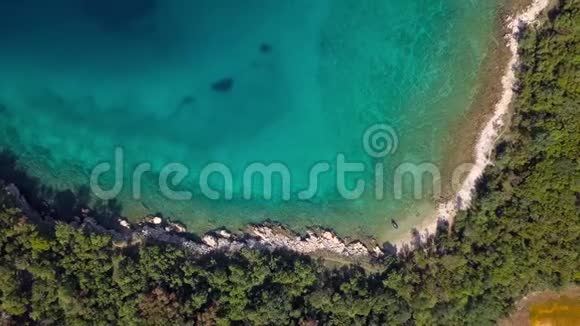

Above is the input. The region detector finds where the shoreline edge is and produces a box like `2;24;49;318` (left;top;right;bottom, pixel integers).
394;0;552;249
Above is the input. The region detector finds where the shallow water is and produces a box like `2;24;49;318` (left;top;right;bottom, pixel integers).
0;0;500;239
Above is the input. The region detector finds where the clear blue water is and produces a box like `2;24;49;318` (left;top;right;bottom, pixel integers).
0;0;499;239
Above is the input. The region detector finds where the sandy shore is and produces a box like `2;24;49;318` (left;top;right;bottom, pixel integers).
392;0;551;250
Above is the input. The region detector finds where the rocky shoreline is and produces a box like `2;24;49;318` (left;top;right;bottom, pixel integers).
5;183;384;259
84;216;385;259
133;221;381;258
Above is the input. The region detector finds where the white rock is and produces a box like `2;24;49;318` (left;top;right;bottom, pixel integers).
118;219;130;229
168;222;187;233
217;230;231;238
322;231;335;240
202;235;218;248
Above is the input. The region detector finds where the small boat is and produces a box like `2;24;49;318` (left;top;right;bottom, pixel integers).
391;219;399;229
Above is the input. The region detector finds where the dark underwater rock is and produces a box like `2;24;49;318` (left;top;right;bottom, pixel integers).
82;0;157;31
260;42;272;54
180;95;195;106
211;78;234;93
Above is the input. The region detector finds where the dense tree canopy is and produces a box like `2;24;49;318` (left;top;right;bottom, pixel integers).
0;0;578;324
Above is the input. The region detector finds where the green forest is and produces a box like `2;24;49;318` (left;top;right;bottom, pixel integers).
0;0;578;324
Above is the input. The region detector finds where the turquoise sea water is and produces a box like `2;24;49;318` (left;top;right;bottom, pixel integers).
0;0;500;240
